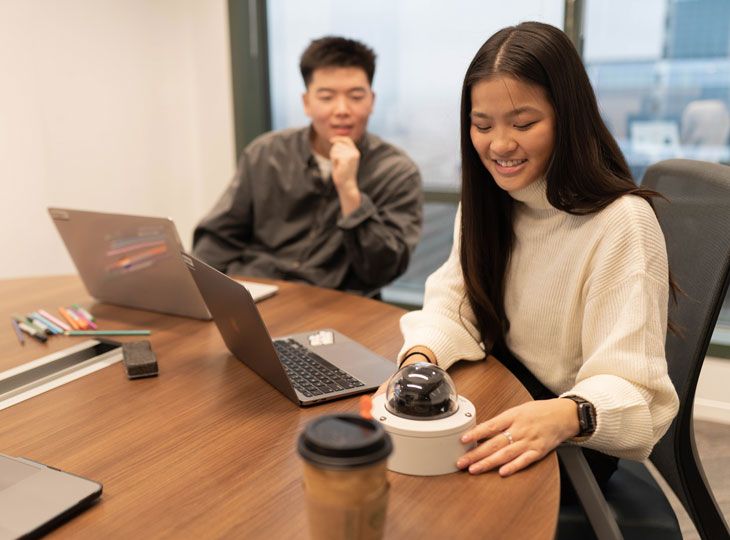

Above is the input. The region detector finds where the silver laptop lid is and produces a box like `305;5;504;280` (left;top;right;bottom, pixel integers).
48;208;211;320
0;454;102;539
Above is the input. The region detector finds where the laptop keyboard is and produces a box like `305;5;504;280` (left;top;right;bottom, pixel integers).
273;339;365;398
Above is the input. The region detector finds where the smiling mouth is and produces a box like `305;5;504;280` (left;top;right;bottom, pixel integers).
494;159;527;167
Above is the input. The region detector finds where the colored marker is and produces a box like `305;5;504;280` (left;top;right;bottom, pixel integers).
72;304;96;322
26;314;54;335
11;313;40;334
30;312;64;334
64;330;151;336
58;307;80;330
38;309;71;331
69;307;97;329
64;307;88;330
11;314;46;335
18;321;48;343
11;318;25;345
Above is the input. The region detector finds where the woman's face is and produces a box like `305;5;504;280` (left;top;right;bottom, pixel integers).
469;76;556;192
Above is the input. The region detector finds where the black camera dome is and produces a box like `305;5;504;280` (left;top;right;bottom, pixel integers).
385;362;458;420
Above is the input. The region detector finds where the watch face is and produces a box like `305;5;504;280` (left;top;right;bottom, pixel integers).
578;402;596;435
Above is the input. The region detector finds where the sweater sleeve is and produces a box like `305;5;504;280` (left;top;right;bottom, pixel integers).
561;200;679;460
398;206;487;369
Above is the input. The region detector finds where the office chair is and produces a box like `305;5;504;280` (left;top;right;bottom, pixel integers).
557;159;730;540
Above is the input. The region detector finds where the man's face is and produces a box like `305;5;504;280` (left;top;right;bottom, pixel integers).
302;66;375;155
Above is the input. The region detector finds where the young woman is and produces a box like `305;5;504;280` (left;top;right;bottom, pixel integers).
396;22;679;482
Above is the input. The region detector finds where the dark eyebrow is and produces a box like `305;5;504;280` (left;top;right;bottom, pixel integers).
510;106;541;116
314;86;369;94
470;112;490;120
470;106;542;120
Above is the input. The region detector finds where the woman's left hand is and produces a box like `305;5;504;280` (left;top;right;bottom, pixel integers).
456;398;581;477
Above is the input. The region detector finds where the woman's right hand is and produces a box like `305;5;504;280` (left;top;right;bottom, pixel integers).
456;398;580;476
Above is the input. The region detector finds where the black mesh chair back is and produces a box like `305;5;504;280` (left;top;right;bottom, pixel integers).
642;159;730;539
558;160;730;540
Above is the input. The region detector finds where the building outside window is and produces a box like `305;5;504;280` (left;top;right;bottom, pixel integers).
583;0;730;347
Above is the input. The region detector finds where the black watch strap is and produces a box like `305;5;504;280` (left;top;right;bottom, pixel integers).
398;351;432;369
564;396;596;437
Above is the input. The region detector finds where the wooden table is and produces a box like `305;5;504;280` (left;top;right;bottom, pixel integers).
0;276;559;539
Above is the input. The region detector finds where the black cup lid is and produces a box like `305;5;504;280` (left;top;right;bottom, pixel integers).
298;414;393;469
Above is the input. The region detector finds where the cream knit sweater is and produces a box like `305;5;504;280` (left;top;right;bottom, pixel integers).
399;178;679;460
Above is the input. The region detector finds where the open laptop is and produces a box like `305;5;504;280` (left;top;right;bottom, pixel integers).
182;253;395;406
0;454;102;539
48;208;278;320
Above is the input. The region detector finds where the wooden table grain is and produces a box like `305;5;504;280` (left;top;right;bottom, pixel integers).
0;276;559;539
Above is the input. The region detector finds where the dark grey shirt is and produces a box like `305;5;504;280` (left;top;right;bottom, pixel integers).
192;127;423;293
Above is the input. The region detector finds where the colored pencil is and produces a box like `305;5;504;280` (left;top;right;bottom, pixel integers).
64;330;151;336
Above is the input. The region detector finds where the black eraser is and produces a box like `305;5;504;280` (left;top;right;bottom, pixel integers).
122;341;159;379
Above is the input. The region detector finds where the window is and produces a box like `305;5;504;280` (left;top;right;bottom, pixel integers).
584;0;730;348
268;0;564;190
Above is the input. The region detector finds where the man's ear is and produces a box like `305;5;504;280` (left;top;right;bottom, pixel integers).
302;91;311;118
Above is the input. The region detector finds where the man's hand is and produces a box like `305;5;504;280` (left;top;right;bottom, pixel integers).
329;136;362;216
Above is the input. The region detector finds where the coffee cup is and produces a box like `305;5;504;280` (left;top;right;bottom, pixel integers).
298;413;393;540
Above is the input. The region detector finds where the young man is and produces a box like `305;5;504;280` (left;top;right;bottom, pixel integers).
193;36;423;294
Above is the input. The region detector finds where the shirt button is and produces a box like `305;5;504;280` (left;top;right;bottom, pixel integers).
292;262;301;269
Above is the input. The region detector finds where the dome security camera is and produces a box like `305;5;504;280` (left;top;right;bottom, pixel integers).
372;362;476;476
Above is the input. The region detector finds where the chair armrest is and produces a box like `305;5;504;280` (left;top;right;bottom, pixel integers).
557;445;624;540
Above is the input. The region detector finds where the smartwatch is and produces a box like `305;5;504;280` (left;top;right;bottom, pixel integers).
564;396;596;437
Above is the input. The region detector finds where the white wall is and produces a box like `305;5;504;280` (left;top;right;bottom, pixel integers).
0;0;236;278
695;356;730;424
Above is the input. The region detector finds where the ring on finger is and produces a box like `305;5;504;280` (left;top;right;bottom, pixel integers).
502;430;514;445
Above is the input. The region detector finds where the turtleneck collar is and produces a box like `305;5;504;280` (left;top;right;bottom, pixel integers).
507;177;555;211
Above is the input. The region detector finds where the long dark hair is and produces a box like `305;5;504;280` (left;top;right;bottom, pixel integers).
459;21;665;353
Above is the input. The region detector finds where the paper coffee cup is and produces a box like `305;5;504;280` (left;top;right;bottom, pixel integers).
298;414;393;540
